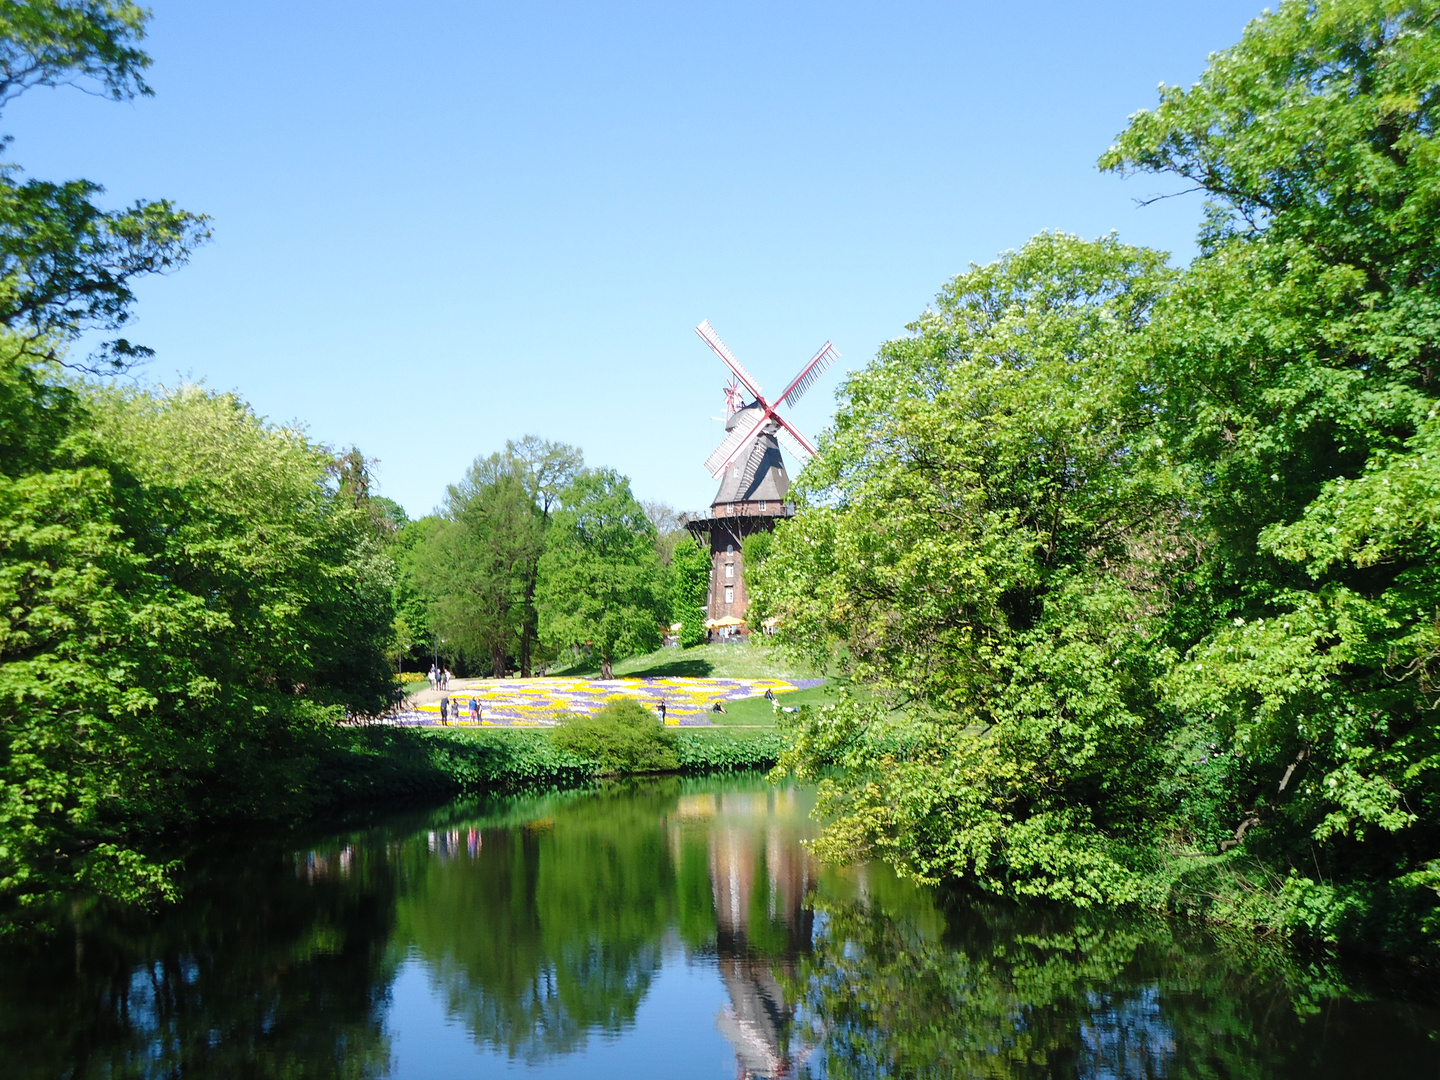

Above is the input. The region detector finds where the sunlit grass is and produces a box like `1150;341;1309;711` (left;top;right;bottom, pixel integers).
550;640;821;682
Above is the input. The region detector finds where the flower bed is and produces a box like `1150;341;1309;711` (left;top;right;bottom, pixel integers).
396;676;815;726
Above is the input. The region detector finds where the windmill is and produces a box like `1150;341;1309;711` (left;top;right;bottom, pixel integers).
686;320;841;630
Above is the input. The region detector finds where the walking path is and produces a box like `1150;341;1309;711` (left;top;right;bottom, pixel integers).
392;676;823;727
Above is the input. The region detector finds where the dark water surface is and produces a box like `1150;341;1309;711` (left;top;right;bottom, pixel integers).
3;774;1438;1079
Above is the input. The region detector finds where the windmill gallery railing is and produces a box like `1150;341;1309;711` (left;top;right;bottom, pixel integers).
681;503;795;525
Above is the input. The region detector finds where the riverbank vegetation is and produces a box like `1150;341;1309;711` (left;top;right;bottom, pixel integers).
293;724;786;806
6;0;1440;966
0;3;724;914
756;0;1440;954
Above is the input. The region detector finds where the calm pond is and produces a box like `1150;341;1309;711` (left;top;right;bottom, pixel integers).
3;773;1438;1078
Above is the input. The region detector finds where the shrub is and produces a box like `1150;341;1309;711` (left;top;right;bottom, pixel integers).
676;730;787;772
551;699;678;773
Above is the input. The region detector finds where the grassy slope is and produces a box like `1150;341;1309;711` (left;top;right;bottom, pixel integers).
552;641;819;682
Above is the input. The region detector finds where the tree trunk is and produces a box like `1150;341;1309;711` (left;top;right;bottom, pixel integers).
492;644;506;679
520;561;538;677
600;654;614;680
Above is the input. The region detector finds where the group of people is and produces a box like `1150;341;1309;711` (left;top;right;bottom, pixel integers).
426;664;473;724
438;694;481;725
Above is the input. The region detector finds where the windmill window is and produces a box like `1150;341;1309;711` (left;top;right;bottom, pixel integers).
725;563;734;579
726;543;734;553
724;586;734;604
760;500;767;511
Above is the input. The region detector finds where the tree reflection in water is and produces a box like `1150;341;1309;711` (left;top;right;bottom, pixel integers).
795;878;1440;1079
0;835;401;1080
396;778;821;1077
1;775;1437;1079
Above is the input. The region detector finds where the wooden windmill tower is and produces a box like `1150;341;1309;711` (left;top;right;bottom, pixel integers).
686;320;840;628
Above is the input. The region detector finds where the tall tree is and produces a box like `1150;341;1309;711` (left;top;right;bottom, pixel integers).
2;376;397;906
415;454;542;678
507;436;582;676
0;3;228;907
390;514;443;671
763;0;1440;946
641;500;686;567
538;468;664;679
669;537;710;649
757;233;1174;904
1100;0;1440;933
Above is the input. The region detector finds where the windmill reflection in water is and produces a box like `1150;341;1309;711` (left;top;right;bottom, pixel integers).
671;786;820;1079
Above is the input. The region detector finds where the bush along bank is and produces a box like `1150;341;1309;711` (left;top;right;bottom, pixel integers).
311;719;789;808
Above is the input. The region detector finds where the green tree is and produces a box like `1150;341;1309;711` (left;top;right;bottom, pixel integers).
414;454;542;678
642;499;687;567
759;233;1175;905
2;375;397;908
1098;0;1440;940
508;436;583;676
391;513;441;672
538;468;664;679
763;0;1440;947
670;536;710;648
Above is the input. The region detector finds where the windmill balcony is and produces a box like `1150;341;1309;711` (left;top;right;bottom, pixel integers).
689;501;796;522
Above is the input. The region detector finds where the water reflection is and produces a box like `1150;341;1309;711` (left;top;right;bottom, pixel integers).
677;786;817;1078
392;780;819;1076
1;774;1437;1079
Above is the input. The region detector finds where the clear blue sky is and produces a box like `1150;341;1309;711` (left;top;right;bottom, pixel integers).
7;1;1263;517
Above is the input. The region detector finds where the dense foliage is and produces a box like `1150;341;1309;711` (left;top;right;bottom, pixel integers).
412;452;543;678
550;699;679;773
396;443;681;679
1;368;398;909
669;536;711;648
0;3;395;910
537;468;665;679
759;0;1440;949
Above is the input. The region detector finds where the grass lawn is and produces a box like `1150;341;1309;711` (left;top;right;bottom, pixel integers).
676;722;783;740
550;640;821;682
709;683;843;726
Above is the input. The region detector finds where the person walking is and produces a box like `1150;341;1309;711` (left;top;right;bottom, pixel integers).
469;697;481;723
443;668;452;691
658;700;667;724
440;696;449;725
428;664;438;690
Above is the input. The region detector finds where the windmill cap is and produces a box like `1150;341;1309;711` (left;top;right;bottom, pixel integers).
725;400;765;432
